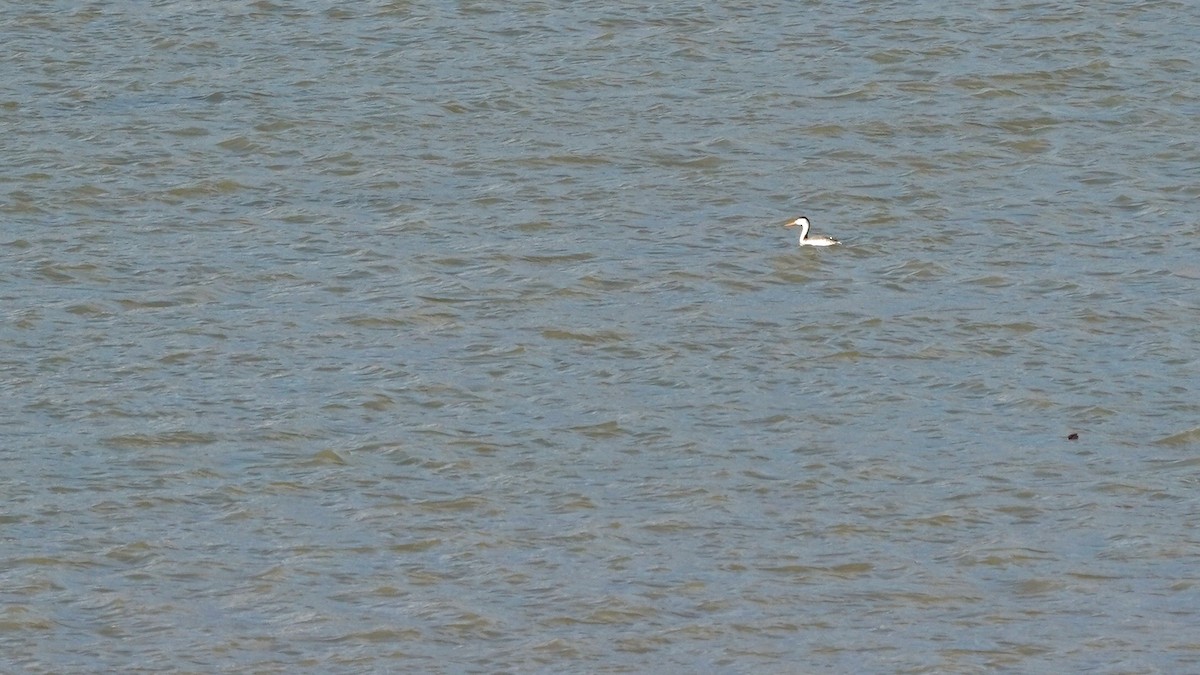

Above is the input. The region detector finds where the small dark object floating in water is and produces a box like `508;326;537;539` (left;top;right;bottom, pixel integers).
1067;433;1079;440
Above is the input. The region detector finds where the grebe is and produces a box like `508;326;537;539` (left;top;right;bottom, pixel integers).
786;216;839;247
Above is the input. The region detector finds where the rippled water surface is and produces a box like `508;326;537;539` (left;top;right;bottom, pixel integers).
4;1;1200;672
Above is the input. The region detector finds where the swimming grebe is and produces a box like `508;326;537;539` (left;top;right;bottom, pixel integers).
786;216;839;247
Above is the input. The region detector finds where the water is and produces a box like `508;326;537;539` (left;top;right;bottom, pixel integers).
4;1;1200;672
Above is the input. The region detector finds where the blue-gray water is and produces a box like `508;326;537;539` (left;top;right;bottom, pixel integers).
4;1;1200;672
